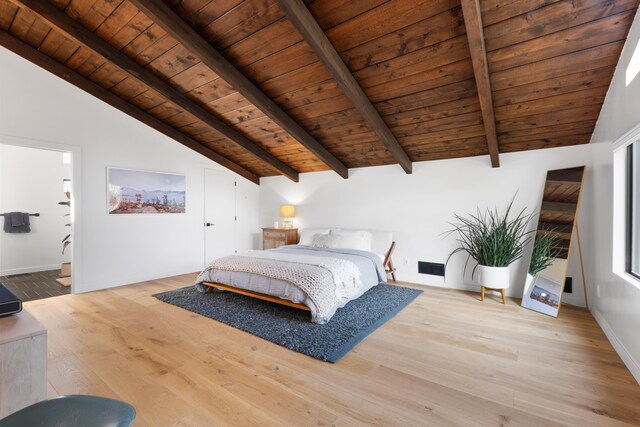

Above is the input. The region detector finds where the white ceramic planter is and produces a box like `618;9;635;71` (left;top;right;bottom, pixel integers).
478;265;510;289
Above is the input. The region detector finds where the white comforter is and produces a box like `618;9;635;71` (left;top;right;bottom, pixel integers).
242;250;362;300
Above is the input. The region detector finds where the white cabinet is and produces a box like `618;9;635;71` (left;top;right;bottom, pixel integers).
0;310;47;418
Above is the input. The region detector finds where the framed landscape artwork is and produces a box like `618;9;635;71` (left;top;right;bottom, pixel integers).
521;274;563;317
107;168;186;214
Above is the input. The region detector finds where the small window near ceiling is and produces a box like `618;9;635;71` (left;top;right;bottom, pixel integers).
626;142;640;278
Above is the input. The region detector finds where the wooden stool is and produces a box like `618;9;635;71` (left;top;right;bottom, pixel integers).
481;286;506;304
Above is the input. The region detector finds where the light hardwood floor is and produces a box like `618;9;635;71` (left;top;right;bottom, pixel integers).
25;273;640;426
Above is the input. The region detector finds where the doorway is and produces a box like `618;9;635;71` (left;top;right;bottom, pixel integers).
0;144;74;301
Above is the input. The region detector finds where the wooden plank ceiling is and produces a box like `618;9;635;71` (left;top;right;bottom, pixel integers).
0;0;637;184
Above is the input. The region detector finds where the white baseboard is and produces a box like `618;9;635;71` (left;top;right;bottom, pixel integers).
74;266;199;294
0;264;61;276
592;308;640;385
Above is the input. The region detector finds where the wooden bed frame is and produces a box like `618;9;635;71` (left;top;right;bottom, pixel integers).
201;241;397;311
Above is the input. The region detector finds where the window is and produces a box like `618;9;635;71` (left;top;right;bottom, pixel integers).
626;37;640;86
626;142;640;279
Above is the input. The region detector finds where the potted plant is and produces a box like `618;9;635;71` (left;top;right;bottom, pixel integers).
526;230;562;291
446;197;534;290
59;191;71;278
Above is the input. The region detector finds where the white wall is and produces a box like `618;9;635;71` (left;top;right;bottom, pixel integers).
0;145;71;275
2;7;638;383
0;47;259;293
586;8;640;383
260;144;594;300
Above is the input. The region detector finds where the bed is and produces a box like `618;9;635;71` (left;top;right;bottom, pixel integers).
195;228;394;324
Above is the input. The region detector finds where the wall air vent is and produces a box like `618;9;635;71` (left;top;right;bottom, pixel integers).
418;261;445;277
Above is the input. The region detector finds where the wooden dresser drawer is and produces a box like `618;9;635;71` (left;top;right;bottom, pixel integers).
262;228;298;249
263;240;284;250
264;230;286;240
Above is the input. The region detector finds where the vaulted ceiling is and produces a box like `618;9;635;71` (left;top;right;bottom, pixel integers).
0;0;637;184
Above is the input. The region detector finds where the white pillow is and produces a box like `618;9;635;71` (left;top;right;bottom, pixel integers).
310;233;341;248
299;228;329;245
330;230;372;252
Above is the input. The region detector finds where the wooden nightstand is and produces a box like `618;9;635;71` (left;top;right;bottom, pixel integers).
262;228;298;249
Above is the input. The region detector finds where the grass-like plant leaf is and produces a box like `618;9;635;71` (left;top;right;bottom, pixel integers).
59;191;71;254
445;195;535;278
528;230;562;276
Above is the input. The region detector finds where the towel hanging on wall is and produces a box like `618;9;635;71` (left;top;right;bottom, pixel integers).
2;212;31;233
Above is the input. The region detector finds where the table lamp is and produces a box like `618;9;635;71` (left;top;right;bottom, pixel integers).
280;204;295;229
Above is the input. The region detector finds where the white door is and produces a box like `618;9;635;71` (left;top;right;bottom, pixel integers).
235;178;259;252
204;169;236;264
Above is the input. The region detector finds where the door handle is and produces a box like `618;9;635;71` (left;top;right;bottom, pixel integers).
205;222;214;227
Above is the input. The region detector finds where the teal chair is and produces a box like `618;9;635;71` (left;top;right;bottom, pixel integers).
0;395;136;427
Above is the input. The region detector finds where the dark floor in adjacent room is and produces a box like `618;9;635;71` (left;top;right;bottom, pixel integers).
0;269;69;301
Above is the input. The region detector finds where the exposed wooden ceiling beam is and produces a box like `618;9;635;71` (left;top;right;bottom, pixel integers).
8;0;298;182
129;0;349;179
460;0;500;168
0;30;260;185
276;0;413;174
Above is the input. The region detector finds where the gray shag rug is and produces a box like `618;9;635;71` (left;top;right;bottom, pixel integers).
153;284;422;363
